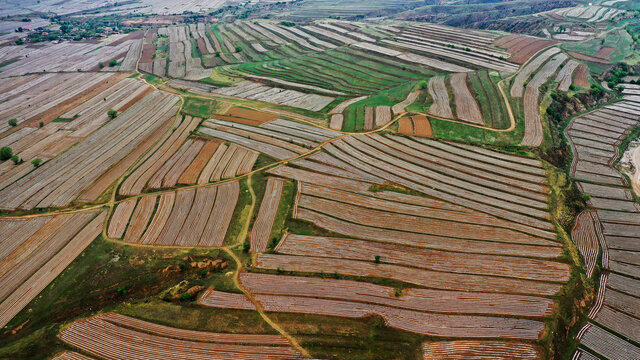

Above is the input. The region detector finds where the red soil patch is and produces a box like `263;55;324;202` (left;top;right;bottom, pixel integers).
593;47;615;59
145;28;158;43
108;30;143;47
140;44;156;64
568;51;611;64
226;107;278;123
397;115;432;137
573;64;589;88
505;37;557;64
210;115;264;127
196;37;209;55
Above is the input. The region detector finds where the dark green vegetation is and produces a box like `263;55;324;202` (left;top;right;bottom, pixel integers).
343;82;417;131
542;165;593;360
0;146;13;161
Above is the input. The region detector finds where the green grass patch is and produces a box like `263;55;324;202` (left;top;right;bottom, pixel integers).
182;96;220;118
541;165;594;360
189;38;201;59
266;180;296;250
144;74;164;85
343;82;417;132
223;175;259;248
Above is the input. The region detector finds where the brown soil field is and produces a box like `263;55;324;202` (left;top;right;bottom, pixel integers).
568;51;611;64
140;43;156;64
178;141;220;184
450;73;483;125
594;46;616;59
108;30;144;47
397;116;413;136
573;64;590;87
225;106;278;123
59;313;303;360
196;37;209;55
511;39;557;64
422;341;539;360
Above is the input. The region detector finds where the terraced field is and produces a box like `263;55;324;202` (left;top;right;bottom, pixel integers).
565;87;640;359
1;4;637;359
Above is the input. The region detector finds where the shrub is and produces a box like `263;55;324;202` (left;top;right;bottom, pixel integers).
98;62;104;69
243;241;250;253
418;79;428;89
10;155;20;165
8;118;18;127
107;109;118;119
180;293;192;301
0;146;13;161
39;121;44;128
117;286;127;295
200;269;208;277
31;158;43;167
374;255;381;263
215;50;220;57
234;45;242;53
569;84;577;91
108;59;118;67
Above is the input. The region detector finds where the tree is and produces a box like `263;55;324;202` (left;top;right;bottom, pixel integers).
10;155;20;165
31;158;43;167
108;59;118;67
107;109;118;119
375;255;381;263
418;80;428;89
234;45;242;53
0;146;13;161
215;50;220;57
8;118;17;127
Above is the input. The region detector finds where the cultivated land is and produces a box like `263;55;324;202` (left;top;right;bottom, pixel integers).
0;0;639;359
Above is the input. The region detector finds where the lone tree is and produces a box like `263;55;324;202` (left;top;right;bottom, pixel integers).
0;146;13;161
98;62;105;69
107;109;118;119
10;155;20;165
109;59;118;67
234;45;242;53
31;158;43;168
8;118;17;127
